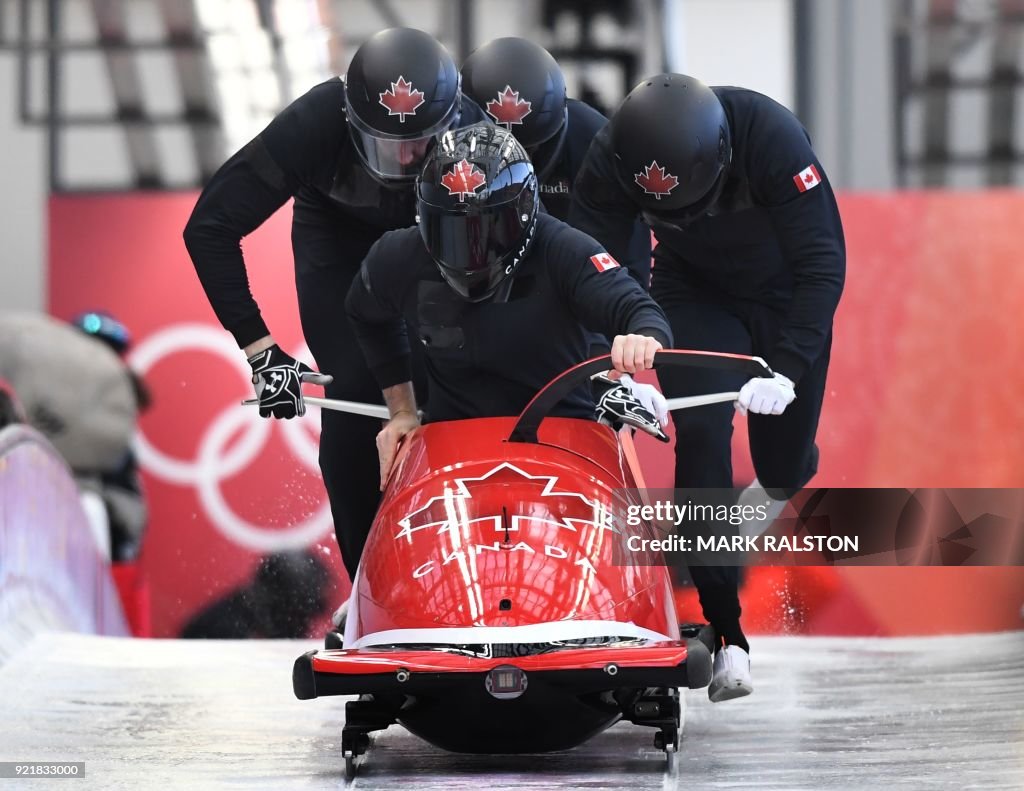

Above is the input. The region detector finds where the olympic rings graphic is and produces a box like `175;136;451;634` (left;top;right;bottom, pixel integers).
128;323;333;552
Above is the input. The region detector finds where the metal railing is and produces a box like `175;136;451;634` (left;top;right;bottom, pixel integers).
894;0;1024;186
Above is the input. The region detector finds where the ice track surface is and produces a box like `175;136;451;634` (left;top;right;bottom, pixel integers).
0;633;1022;790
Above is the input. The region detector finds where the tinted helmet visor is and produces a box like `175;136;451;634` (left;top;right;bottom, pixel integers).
417;182;535;301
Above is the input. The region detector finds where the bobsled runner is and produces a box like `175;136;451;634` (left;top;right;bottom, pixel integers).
286;350;773;778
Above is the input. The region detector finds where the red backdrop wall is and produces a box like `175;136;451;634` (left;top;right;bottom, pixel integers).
48;192;1024;637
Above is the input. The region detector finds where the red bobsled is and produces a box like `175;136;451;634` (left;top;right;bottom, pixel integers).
291;351;772;774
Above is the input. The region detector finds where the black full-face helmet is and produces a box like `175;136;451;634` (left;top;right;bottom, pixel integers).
344;28;462;184
461;37;568;179
608;73;732;228
416;123;538;302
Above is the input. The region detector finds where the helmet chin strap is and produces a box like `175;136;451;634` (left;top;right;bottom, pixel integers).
703;160;734;216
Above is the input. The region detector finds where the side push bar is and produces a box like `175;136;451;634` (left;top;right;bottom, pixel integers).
509;349;772;444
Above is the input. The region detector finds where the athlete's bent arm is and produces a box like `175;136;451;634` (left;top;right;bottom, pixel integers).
345;238;419;488
344;240;414;392
547;232;673;374
752;118;846;385
183;80;346;352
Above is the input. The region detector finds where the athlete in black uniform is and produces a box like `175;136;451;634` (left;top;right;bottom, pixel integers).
460;37;650;283
345;124;672;482
183;29;486;582
461;38;665;433
570;74;846;701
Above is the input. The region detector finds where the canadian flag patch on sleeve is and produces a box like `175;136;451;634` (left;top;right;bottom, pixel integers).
590;252;620;272
793;164;822;193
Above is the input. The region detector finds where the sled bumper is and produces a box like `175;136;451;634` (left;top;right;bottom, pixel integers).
293;638;712;700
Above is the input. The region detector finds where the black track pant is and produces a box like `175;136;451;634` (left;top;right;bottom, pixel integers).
292;202;422;581
652;273;831;650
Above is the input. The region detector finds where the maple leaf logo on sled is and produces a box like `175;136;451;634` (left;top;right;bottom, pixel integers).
634;160;679;200
378;76;425;121
394;462;614;542
486;85;533;127
441;159;487;200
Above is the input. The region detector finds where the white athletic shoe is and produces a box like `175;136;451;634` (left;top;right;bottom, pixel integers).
708;645;753;702
738;478;788;538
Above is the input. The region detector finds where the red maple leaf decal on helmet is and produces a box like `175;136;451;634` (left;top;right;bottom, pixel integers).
486;85;532;127
378;75;426;122
441;159;487;199
634;160;679;200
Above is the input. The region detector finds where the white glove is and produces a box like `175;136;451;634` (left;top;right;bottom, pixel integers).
618;374;669;428
736;373;796;417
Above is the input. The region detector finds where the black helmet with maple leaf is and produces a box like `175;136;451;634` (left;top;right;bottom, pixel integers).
416;123;538;302
461;38;567;178
344;28;462;184
609;73;732;226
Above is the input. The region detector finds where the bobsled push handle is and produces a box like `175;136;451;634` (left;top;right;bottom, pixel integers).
241;395;422;421
508;349;773;444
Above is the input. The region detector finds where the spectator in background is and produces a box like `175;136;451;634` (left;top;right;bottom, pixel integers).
180;550;332;639
72;311;151;562
0;378;26;429
74;311;152;410
0;312;139;560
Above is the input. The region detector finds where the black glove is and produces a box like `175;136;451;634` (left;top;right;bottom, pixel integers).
593;372;670;443
247;345;332;419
